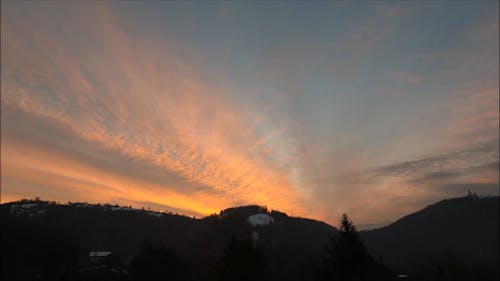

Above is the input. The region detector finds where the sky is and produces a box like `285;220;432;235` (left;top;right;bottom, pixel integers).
1;1;498;227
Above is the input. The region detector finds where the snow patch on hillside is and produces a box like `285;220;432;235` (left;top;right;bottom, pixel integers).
248;213;274;226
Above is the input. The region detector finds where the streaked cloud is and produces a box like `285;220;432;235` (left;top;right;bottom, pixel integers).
1;2;498;226
372;139;498;179
1;3;307;217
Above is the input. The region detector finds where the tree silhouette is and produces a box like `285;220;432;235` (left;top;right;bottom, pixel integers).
127;241;191;281
317;214;391;281
215;236;269;281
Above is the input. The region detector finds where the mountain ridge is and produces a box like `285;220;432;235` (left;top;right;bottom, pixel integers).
360;195;499;280
2;194;498;280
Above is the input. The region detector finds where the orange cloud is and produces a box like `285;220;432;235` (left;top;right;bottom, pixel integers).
1;4;311;219
1;136;223;216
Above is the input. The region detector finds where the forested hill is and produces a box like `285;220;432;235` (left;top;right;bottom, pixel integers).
360;195;499;280
1;201;334;281
1;195;498;280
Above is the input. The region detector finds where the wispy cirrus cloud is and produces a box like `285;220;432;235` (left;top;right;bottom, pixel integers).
1;3;307;217
1;2;498;226
372;139;498;179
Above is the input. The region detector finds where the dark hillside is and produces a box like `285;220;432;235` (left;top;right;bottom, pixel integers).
1;200;334;280
361;195;499;280
2;195;498;280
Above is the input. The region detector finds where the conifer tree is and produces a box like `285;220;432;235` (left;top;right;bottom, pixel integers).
317;214;391;281
215;236;269;281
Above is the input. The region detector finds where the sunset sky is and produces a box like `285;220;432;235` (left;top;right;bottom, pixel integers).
1;1;498;227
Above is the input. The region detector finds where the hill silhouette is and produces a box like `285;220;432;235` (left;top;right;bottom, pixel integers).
360;194;499;280
1;194;498;280
1;201;333;280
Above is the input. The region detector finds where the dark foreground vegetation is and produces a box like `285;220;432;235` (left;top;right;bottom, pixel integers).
1;195;498;281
